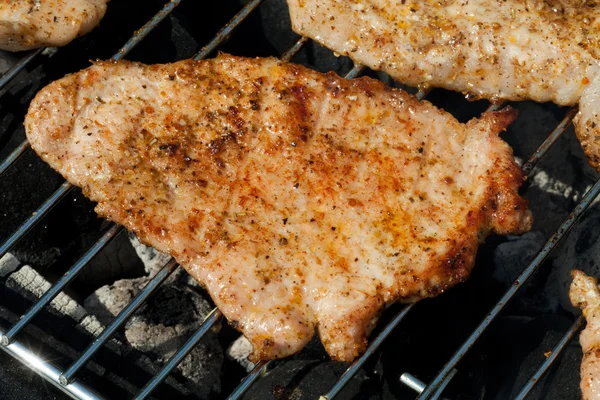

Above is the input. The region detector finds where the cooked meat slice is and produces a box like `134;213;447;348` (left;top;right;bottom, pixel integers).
286;0;600;171
0;0;108;51
570;270;600;400
25;54;532;361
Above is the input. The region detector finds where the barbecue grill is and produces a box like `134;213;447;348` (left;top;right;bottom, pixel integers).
0;0;598;399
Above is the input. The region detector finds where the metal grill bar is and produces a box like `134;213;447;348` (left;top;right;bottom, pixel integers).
132;29;313;399
0;326;102;400
416;89;430;101
224;61;369;400
322;304;415;400
281;37;309;62
0;0;182;263
59;259;179;385
430;368;457;400
0;3;186;397
134;308;223;400
418;177;600;399
385;103;589;398
0;0;182;175
0;181;72;259
401;370;459;399
0;224;122;345
113;0;183;61
514;315;585;400
1;1;595;397
481;101;575;177
227;360;272;400
345;65;364;79
194;0;265;61
487;101;506;113
0;48;45;91
9;0;274;394
0;139;30;177
522;107;578;176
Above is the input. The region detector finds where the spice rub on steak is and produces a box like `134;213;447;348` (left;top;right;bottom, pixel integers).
287;0;600;171
25;54;533;361
0;0;108;51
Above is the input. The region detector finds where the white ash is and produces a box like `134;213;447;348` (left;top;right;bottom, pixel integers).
0;253;20;279
128;237;252;377
1;252;106;339
227;336;255;372
1;238;223;397
41;47;58;57
84;276;148;326
5;265;88;323
531;170;576;201
128;233;172;276
0;259;113;377
84;267;223;398
79;314;105;337
0;256;209;396
123;317;223;390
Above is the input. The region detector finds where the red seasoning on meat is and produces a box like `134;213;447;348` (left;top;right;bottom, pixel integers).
0;0;108;51
287;0;600;170
25;54;532;361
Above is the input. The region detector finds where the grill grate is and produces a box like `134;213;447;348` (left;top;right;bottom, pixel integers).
514;316;586;400
418;178;600;399
0;0;597;399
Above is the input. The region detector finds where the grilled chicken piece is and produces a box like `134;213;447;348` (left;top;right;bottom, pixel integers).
570;270;600;400
287;0;600;171
25;54;532;361
0;0;108;51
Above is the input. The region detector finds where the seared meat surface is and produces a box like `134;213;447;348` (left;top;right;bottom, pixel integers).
287;0;600;171
25;54;532;361
0;0;108;51
570;270;600;400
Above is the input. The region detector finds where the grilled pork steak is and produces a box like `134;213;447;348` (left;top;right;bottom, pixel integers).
25;54;532;361
570;270;600;400
287;0;600;171
0;0;108;51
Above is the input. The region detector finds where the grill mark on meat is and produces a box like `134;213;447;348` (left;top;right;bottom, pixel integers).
286;0;600;171
290;84;312;146
25;54;532;361
208;132;237;156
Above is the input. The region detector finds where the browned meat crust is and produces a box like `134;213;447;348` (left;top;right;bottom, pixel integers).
25;55;532;360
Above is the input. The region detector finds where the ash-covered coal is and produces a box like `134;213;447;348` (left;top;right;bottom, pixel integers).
227;336;255;372
84;240;224;399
